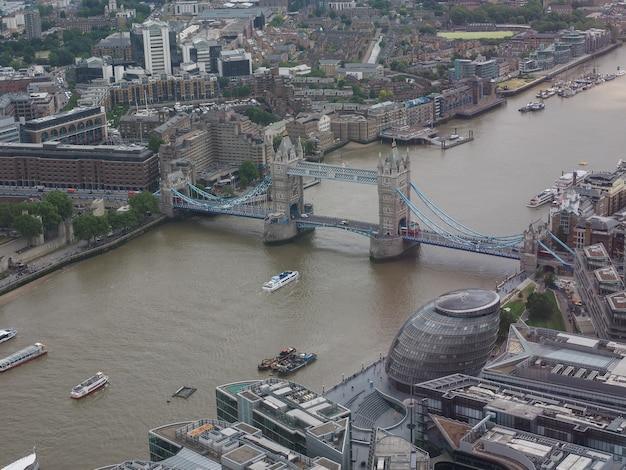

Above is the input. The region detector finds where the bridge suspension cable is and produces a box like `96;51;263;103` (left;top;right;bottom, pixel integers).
409;182;522;244
397;187;523;249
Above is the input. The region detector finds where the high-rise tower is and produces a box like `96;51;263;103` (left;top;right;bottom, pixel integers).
25;9;42;40
141;20;172;75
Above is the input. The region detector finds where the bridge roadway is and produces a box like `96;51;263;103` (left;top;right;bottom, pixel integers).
404;231;521;260
172;200;523;259
173;200;270;219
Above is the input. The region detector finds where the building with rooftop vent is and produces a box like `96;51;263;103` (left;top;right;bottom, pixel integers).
0;141;159;191
22;106;107;145
429;415;619;470
216;378;351;469
574;243;626;339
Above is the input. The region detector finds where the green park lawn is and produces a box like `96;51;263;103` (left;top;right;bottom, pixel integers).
438;31;514;40
501;284;536;319
525;289;567;331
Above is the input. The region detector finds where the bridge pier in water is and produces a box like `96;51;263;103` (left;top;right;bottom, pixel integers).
369;140;416;261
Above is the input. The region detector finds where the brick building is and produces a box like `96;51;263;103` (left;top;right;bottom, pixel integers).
0;141;159;191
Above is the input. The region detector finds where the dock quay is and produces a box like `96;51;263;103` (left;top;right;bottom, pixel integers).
441;130;474;149
379;125;439;145
455;98;507;118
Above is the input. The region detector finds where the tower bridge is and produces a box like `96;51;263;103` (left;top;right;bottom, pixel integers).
159;138;550;271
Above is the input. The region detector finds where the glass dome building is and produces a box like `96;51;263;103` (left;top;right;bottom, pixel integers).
385;288;500;393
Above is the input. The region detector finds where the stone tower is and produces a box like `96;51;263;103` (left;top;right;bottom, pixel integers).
270;135;304;216
370;141;415;260
264;136;304;244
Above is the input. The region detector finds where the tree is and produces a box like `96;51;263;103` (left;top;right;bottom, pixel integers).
526;292;553;322
147;135;165;152
243;107;278;126
45;191;73;219
544;272;556;289
239;160;259;188
107;209;137;231
303;140;316;155
498;307;518;342
72;214;109;245
268;15;285;27
26;201;61;229
128;191;159;219
0;202;19;228
13;214;43;246
273;135;283;151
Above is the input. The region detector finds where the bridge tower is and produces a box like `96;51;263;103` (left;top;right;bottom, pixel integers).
370;141;416;261
520;221;549;273
264;135;304;244
159;161;193;218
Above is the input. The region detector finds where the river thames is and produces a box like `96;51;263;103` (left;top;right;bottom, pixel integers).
2;47;626;468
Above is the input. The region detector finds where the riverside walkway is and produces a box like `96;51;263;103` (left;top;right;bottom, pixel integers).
0;215;167;297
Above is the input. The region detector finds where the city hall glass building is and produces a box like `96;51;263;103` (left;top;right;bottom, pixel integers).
385;288;500;392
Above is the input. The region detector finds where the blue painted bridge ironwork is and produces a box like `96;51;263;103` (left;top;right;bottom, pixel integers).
169;166;532;261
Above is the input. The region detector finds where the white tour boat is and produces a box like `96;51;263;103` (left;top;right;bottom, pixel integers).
1;451;39;470
0;328;17;344
527;189;556;208
70;371;109;399
263;271;299;292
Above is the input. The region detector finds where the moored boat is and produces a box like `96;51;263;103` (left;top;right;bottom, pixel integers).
1;451;39;470
527;189;556;208
0;328;17;344
553;169;588;194
70;371;109;399
258;347;296;370
274;352;317;376
262;270;299;292
0;343;47;373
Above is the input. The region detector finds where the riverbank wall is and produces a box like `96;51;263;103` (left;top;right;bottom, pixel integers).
0;215;168;298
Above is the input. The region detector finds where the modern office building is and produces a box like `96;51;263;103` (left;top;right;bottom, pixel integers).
572;243;626;340
0;116;20;143
119;418;340;470
130;21;181;76
216;378;352;470
0;141;159;191
430;415;620;470
5;92;56;122
24;9;42;40
143;20;172;75
218;50;253;78
385;288;501;392
407;323;626;463
192;38;222;74
22;106;108;145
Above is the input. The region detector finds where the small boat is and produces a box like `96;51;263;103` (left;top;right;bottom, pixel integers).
527;189;556;208
0;328;17;344
70;371;109;399
579;161;588;166
1;451;39;470
274;352;317;376
528;101;545;111
262;270;299;292
449;134;459;140
617;68;625;77
258;347;296;370
0;343;47;373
